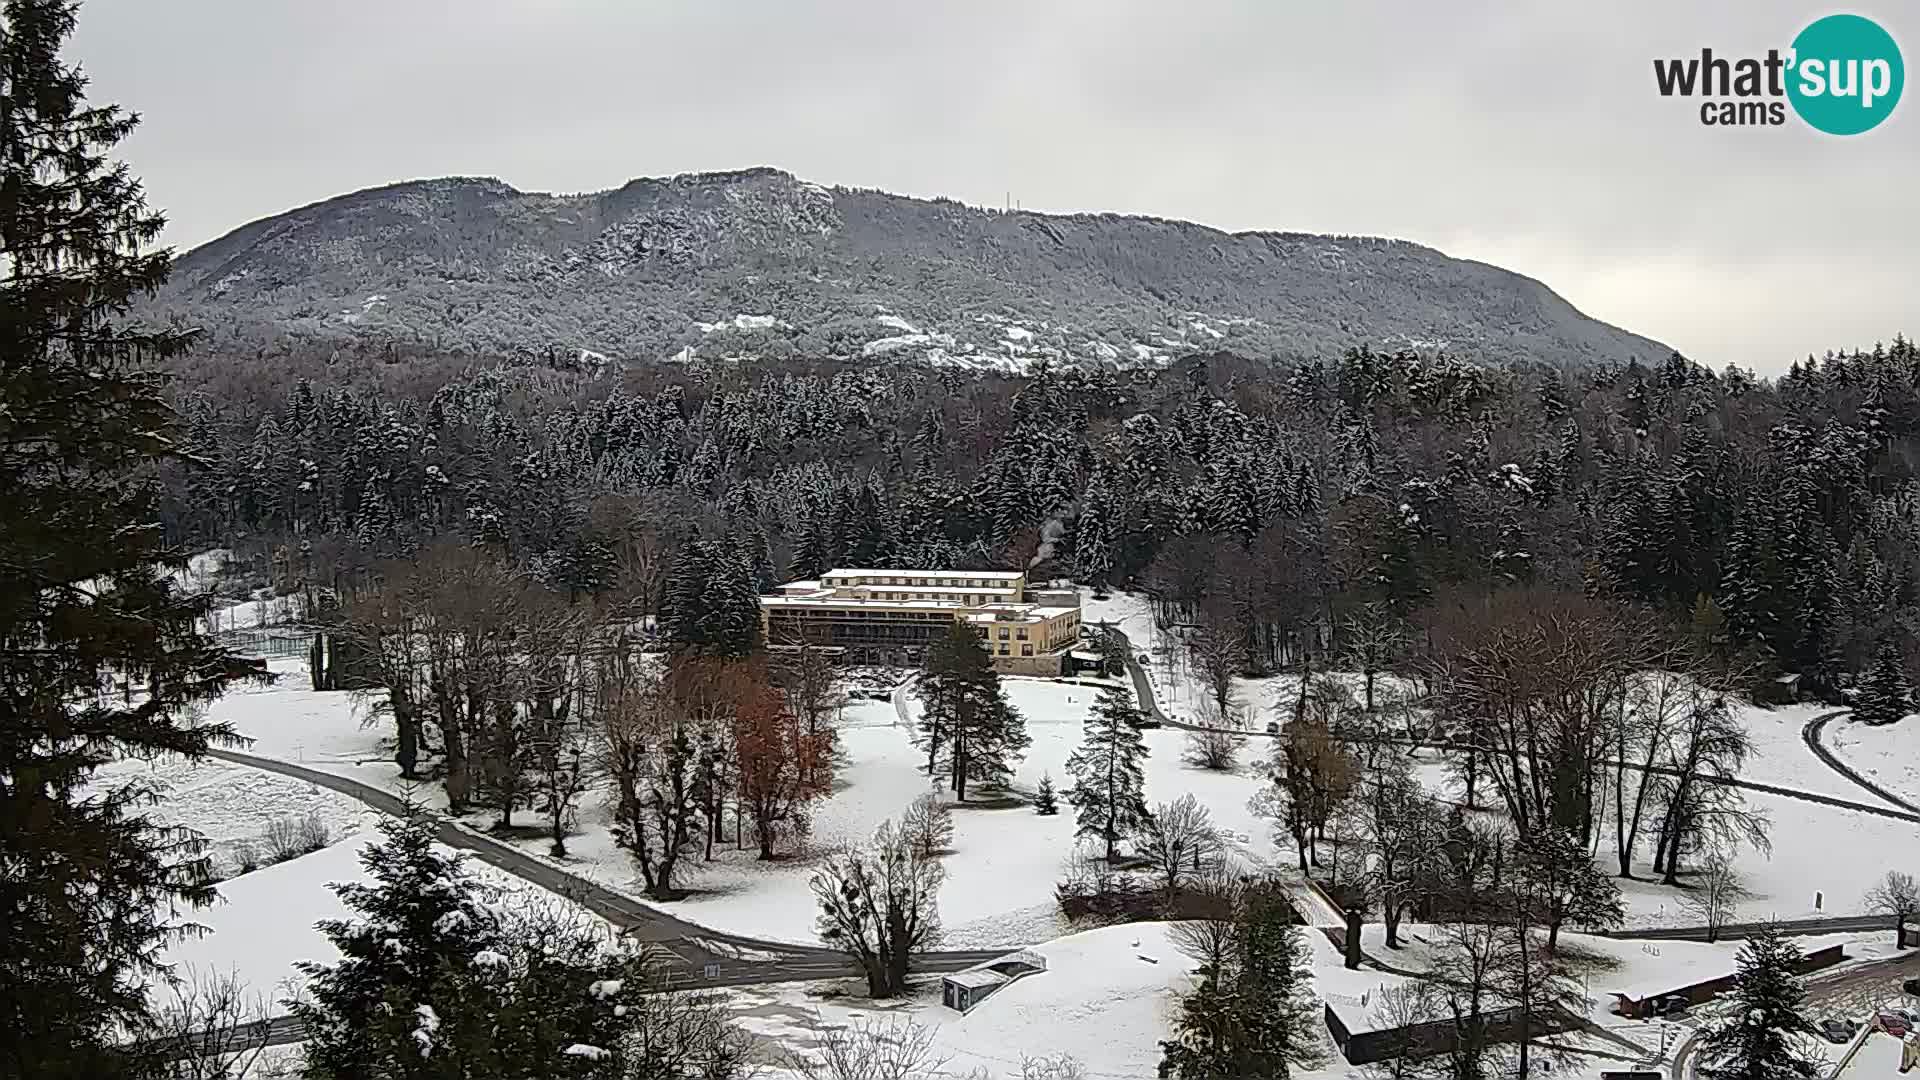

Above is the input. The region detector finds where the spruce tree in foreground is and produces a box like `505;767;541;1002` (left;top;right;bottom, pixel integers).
0;2;256;1072
1694;924;1821;1080
1065;683;1152;861
295;807;752;1078
1853;638;1912;726
1160;881;1321;1079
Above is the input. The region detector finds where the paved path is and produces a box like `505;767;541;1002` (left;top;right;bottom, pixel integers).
186;746;1016;1056
205;748;1010;978
1803;710;1920;817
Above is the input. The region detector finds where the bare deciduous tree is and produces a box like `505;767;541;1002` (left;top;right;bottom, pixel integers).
783;1016;948;1080
1427;588;1639;849
1253;679;1357;873
811;819;945;998
132;972;275;1079
1363;981;1446;1080
1185;606;1247;721
1138;793;1224;900
1676;848;1750;943
1865;869;1920;949
899;791;955;859
1341;601;1408;713
773;635;846;788
1336;758;1439;948
262;812;329;864
1020;1054;1091;1080
1182;696;1245;771
592;648;702;898
1167;866;1246;981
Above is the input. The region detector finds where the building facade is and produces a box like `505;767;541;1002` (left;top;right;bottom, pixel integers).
761;568;1082;676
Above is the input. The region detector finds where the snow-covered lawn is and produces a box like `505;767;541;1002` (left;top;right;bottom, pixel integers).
201;636;1918;951
89;751;374;878
159;836;365;1002
1838;1029;1916;1079
1827;717;1920;809
733;921;1369;1080
159;833;578;1004
205;658;1282;948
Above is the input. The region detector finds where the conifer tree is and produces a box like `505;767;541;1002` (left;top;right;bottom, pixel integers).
916;621;1028;801
293;807;502;1076
0;3;256;1071
295;806;751;1078
1694;925;1820;1080
1853;638;1912;726
1065;684;1152;861
660;537;762;658
1159;882;1321;1079
1033;773;1060;815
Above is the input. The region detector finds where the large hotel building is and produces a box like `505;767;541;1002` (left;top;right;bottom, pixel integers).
761;568;1084;676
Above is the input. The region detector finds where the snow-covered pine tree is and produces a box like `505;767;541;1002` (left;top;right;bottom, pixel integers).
1160;882;1321;1079
296;804;748;1078
1693;924;1821;1080
917;621;1029;801
1033;773;1060;815
1854;638;1912;725
1074;465;1117;590
0;3;259;1069
710;532;766;657
1065;684;1152;862
660;537;762;658
293;806;503;1076
788;501;829;581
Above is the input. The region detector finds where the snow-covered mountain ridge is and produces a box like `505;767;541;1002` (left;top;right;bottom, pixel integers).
153;166;1669;371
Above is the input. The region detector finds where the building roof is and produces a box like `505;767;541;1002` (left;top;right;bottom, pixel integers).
823;568;1025;581
853;584;1020;595
943;968;1010;990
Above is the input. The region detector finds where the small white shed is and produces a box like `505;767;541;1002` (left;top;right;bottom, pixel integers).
940;968;1010;1013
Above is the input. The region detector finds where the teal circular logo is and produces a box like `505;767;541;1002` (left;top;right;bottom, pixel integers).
1787;14;1904;134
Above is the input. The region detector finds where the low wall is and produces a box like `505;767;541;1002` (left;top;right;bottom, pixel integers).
992;652;1067;677
1613;943;1846;1019
1326;1002;1581;1066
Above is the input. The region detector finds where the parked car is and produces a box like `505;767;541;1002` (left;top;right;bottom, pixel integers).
1903;976;1920;996
1875;1010;1912;1037
1265;721;1280;735
1649;994;1690;1018
1818;1016;1855;1044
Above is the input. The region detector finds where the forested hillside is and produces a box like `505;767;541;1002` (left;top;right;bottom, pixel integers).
144;168;1669;372
168;336;1920;691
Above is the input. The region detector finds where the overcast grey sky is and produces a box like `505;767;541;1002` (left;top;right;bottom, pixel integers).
72;1;1914;373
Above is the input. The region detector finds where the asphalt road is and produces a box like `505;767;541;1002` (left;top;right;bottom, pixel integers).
179;745;1017;1056
195;747;1012;1044
1802;710;1920;816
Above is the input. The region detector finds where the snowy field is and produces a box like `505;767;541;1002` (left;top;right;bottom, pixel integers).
158;833;584;1006
188;589;1919;954
1827;716;1920;809
199;638;1917;950
204;658;1275;948
1080;590;1916;930
89;752;373;878
734;921;1392;1080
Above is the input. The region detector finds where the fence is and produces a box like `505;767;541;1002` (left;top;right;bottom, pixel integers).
216;628;309;659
